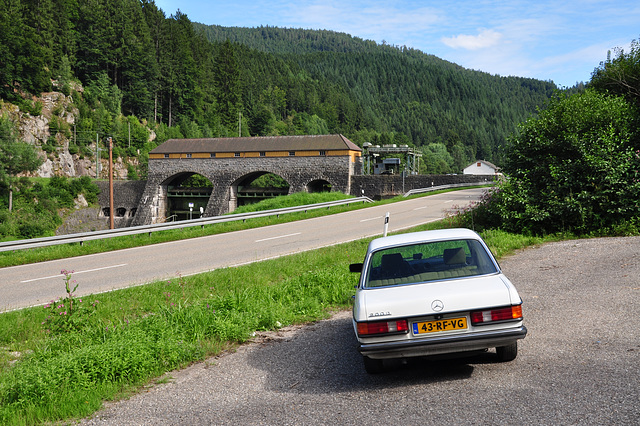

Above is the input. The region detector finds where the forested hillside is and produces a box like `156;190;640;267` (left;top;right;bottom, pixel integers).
198;24;558;165
1;0;557;176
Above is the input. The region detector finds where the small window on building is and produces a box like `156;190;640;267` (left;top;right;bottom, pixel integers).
289;151;296;156
477;162;481;167
260;151;266;157
164;154;169;158
319;150;326;156
235;152;241;157
186;153;192;158
210;153;216;158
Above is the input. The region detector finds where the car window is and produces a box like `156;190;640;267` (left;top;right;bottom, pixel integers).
364;239;498;288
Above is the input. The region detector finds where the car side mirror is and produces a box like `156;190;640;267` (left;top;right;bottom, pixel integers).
349;263;363;273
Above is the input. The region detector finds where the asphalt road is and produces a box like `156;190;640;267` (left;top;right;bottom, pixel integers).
0;189;484;312
81;236;640;425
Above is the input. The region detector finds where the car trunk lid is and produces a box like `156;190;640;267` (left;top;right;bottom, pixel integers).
361;274;512;320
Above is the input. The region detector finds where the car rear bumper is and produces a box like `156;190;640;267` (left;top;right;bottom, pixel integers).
358;326;527;359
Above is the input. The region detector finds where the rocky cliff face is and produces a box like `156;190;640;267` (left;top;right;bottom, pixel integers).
0;87;133;179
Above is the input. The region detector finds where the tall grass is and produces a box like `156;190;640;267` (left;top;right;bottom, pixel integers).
0;238;369;425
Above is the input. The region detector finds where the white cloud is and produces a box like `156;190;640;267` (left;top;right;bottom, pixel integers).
441;29;503;50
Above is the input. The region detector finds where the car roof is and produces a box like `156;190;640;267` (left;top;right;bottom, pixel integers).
367;228;483;252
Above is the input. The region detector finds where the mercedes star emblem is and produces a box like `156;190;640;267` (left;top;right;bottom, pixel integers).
431;299;444;312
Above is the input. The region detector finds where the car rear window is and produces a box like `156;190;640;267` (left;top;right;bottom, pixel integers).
364;239;498;288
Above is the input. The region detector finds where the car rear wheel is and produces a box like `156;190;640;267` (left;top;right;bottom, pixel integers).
496;342;518;362
363;356;385;374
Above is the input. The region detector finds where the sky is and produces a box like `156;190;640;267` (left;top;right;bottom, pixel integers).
153;0;639;88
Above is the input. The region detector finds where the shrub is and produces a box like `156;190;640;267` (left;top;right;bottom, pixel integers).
17;223;47;239
68;144;79;155
486;90;640;235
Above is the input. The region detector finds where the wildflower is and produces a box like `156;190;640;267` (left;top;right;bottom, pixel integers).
78;299;82;303
57;304;64;309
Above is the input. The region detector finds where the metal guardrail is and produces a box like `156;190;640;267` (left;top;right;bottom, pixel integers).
403;181;492;197
0;197;373;253
0;182;493;253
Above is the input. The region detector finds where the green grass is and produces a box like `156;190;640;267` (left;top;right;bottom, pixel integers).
0;213;561;425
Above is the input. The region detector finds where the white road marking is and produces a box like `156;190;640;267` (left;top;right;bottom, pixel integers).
413;206;428;210
21;264;128;283
255;233;301;243
360;216;384;222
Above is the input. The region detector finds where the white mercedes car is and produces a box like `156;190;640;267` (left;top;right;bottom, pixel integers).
350;228;527;373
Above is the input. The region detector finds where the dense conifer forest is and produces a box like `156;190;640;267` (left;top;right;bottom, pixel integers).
1;0;559;174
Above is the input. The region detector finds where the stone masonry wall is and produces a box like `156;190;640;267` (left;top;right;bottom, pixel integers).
132;155;355;225
350;174;495;199
96;180;147;227
92;173;494;228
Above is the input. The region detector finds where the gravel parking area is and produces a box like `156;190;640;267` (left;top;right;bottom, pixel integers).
82;236;640;425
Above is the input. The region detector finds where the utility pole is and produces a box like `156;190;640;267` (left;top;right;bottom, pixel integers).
108;137;115;230
95;134;100;179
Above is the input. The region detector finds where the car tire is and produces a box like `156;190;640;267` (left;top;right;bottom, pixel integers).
363;356;385;374
496;342;518;362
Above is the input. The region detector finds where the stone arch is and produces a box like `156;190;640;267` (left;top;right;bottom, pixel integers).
306;179;333;193
161;171;214;221
226;170;291;212
133;147;358;225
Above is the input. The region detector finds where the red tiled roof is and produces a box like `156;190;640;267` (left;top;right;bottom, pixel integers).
150;134;361;154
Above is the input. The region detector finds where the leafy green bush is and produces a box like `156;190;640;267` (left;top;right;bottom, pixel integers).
68;143;79;155
16;99;43;116
0;177;101;240
472;90;640;235
17;223;48;239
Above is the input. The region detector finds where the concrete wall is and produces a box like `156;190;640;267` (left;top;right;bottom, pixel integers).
350;174;494;199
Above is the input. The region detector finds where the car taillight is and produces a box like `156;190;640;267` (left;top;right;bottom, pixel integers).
357;319;409;336
470;305;523;325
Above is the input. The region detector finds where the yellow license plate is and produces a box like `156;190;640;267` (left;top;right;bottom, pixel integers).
413;317;467;335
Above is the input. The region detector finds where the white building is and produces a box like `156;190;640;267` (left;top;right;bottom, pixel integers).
463;160;500;175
